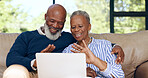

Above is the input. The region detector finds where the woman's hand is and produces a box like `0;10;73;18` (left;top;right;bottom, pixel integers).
71;40;96;64
71;40;107;71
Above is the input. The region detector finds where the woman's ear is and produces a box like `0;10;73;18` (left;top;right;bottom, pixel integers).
88;24;91;31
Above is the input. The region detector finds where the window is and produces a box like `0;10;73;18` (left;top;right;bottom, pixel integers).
1;0;146;33
110;0;148;33
55;0;110;34
54;0;148;34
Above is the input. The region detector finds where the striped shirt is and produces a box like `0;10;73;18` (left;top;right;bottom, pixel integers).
62;37;125;78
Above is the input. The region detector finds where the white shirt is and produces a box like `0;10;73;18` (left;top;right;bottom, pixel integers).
62;37;125;78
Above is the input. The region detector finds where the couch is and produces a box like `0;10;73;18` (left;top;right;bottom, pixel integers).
0;31;148;78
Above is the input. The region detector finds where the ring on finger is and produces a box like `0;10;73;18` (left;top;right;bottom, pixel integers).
119;57;121;60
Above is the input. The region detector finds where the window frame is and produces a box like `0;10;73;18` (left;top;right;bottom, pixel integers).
53;0;148;33
110;0;148;33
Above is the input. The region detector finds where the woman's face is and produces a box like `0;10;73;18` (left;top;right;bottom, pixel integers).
70;15;91;41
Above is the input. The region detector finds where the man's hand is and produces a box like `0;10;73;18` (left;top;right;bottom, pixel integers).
87;67;97;78
111;45;125;64
33;44;56;68
40;44;55;53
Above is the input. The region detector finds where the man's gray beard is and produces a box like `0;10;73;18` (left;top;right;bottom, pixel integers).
44;23;61;40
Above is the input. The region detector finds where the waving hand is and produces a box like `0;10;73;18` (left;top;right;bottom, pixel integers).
71;40;96;64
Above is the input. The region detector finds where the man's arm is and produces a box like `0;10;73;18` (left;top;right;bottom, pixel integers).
86;67;97;78
6;33;33;71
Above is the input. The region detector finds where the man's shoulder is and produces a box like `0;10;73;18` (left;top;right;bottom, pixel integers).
61;31;76;42
61;31;73;37
19;30;38;36
17;30;39;40
21;30;37;34
61;31;71;35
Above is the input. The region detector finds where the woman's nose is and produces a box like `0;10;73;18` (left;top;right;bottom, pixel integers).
75;27;80;32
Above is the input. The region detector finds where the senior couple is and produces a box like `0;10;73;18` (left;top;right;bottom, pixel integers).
3;4;125;78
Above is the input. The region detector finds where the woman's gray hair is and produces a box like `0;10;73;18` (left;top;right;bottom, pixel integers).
70;10;90;24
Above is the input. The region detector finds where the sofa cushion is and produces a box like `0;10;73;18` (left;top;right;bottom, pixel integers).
135;61;148;78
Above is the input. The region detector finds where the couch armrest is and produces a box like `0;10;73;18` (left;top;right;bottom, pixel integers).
0;33;19;67
135;61;148;78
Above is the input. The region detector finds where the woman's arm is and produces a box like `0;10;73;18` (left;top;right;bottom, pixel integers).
71;40;124;77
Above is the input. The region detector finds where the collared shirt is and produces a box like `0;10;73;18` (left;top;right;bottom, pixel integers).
62;37;125;78
37;26;45;35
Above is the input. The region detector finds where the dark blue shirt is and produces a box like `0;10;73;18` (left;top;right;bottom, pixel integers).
6;30;76;71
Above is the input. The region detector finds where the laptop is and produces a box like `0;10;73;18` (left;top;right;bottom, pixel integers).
36;53;86;78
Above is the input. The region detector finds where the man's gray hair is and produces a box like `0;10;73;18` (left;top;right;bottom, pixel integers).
70;10;90;24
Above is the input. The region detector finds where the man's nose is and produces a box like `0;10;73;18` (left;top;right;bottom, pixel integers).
53;22;58;28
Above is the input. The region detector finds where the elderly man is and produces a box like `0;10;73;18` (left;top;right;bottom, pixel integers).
3;4;124;78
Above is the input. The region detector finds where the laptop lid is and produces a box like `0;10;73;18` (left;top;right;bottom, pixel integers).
36;53;86;78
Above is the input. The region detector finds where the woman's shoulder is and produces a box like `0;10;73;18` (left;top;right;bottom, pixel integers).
62;43;74;53
92;37;111;44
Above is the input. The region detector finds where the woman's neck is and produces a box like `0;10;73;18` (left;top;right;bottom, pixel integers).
77;37;91;47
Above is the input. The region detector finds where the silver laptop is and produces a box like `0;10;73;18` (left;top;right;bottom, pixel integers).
36;53;86;78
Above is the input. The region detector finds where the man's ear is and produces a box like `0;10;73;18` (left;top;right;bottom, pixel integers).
45;14;47;20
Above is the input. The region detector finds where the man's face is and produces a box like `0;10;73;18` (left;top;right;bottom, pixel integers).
45;12;65;34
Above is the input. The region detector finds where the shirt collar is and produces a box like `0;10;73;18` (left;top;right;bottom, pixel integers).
37;26;45;35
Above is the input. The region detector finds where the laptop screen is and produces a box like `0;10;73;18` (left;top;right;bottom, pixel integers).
36;53;86;78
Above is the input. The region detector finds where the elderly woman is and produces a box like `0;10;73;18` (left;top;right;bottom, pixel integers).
62;10;125;78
